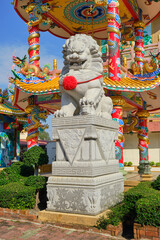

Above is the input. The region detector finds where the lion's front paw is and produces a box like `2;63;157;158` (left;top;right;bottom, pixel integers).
54;109;66;118
79;97;94;106
79;97;95;115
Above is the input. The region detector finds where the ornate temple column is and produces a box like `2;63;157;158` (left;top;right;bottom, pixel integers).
111;96;125;167
25;95;39;150
11;119;19;162
25;105;39;150
136;110;151;176
107;0;121;81
16;130;20;161
28;25;40;67
14;128;17;159
133;21;145;74
27;24;40;149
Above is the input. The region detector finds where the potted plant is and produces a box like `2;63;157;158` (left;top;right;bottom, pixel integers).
124;162;135;171
150;162;160;172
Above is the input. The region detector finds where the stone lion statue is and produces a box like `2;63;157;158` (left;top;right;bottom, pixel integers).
54;34;113;119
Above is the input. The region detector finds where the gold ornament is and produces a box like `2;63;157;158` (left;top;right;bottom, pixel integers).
10;95;14;103
28;44;40;54
133;21;145;30
25;105;34;114
111;96;126;106
53;59;57;70
94;0;108;6
136;110;150;119
138;134;149;143
29;56;40;63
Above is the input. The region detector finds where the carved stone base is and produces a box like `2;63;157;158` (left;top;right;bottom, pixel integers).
47;173;123;215
47;115;124;215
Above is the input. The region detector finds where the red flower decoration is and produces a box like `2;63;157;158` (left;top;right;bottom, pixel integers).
63;76;77;90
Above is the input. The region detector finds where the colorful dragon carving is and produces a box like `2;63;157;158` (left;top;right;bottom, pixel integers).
121;27;135;42
131;52;160;75
107;0;121;81
22;0;51;27
21;0;61;27
13;55;49;79
136;110;150;162
25;106;49;144
123;115;139;133
138;125;149;162
0;89;9;103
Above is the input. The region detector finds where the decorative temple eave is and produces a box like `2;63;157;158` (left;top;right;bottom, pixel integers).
16;116;28;123
122;0;140;20
15;76;59;94
0;100;25;116
103;75;160;92
13;74;160;96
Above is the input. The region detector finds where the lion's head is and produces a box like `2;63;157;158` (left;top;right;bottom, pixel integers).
61;34;103;75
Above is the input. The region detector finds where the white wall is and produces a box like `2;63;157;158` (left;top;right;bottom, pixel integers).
46;141;56;164
123;132;160;165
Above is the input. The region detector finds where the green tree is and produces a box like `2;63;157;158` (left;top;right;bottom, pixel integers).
23;146;48;176
39;131;51;141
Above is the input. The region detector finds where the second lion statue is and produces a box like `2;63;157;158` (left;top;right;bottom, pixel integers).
54;34;113;119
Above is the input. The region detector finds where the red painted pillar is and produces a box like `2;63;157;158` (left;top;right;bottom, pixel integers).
26;24;40;149
25;105;39;150
133;21;145;74
27;112;39;150
107;0;121;81
136;110;150;162
12;119;19;159
28;25;40;67
14;128;17;158
111;96;125;167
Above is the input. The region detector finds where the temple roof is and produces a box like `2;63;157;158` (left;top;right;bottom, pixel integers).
103;75;160;92
14;74;160;94
13;0;160;39
0;100;25;116
15;76;59;94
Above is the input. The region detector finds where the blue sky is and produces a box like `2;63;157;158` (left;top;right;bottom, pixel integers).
1;2;66;138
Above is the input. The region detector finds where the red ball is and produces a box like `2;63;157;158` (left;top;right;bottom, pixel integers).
63;76;77;90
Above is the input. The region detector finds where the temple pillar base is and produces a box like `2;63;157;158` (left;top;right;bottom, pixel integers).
47;115;124;215
141;174;153;182
138;161;151;175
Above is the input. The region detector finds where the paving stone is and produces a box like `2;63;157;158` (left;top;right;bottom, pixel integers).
0;218;126;240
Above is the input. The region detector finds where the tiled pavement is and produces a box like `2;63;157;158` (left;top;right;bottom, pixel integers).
0;218;125;240
126;171;159;181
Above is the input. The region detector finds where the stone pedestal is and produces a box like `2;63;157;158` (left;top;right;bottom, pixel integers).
47;115;124;215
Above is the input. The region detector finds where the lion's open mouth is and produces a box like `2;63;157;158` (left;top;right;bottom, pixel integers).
69;60;86;67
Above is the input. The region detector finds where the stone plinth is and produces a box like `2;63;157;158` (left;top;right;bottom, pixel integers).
47;115;124;215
